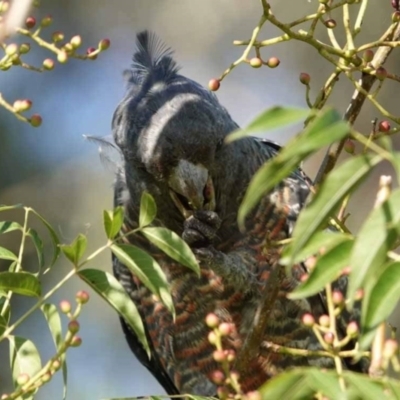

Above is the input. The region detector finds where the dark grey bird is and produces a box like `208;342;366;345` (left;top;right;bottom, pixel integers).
111;31;365;396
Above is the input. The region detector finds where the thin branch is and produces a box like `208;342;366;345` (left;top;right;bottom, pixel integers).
235;263;281;374
314;23;400;185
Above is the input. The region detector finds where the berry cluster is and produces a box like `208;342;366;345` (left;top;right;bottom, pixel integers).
0;1;110;127
0;291;90;400
205;313;261;400
208;54;280;92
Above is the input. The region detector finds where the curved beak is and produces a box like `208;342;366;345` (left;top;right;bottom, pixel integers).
168;160;215;217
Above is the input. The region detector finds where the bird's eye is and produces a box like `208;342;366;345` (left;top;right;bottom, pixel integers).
216;139;224;152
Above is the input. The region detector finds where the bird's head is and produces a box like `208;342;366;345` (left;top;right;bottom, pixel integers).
113;31;242;221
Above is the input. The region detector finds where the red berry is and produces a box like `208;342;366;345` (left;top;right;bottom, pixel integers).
266;57;280;68
218;322;233;336
70;35;82;49
213;350;226;363
210;369;225;384
68;320;80;334
57;51;68;63
346;321;359;337
324;19;337;29
51;359;61;371
52;31;64;42
43;58;55;70
393;11;400;22
208;78;220;91
99;38;110;51
25;16;36;29
205;313;219;328
299;72;310;85
208;331;217;345
70;336;82;347
29;114;42;127
302;313;315;327
86;47;97;60
40;15;53;27
363;50;374;63
249;57;262;68
324;332;334;344
76;290;90;304
378;120;391;133
375;67;387;81
344;139;355;154
319;314;330;328
19;43;30;54
59;300;71;313
332;290;344;305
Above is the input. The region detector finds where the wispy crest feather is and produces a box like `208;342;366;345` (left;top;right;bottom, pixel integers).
126;31;180;86
84;134;122;171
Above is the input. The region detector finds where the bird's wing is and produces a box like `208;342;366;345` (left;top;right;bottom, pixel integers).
112;172;180;395
255;137;367;373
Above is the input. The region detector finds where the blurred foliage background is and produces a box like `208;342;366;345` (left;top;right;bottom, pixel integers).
0;0;399;398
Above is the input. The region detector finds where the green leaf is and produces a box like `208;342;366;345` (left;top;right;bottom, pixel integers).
0;221;22;234
28;228;45;271
280;231;352;266
103;206;124;240
139;192;157;228
344;371;389;400
30;208;60;268
0;246;18;261
289;240;353;300
41;303;63;349
260;368;342;400
361;261;400;347
391;152;400;186
287;154;380;264
141;227;200;275
227;106;310;142
41;304;67;399
60;233;87;265
348;189;400;304
0;272;41;297
111;244;174;315
238;108;350;227
78;269;149;356
9;336;42;387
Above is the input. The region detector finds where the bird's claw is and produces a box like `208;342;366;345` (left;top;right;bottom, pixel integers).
182;210;221;247
193;246;220;265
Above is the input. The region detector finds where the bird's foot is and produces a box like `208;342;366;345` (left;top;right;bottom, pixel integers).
182;210;221;247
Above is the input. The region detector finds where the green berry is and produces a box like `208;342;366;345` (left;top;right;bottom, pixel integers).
250;57;262;68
